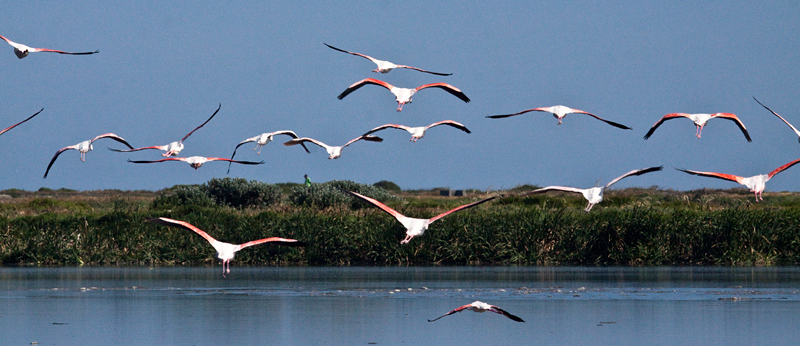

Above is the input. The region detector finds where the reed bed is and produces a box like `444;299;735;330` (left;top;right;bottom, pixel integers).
1;182;799;266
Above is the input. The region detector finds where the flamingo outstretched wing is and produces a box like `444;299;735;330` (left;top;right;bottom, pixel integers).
181;104;221;142
675;168;745;184
767;158;800;179
426;120;471;133
643;113;690;139
337;78;394;100
146;217;218;245
363;124;411;136
571;110;632;130
236;237;307;250
415;83;471;103
428;196;497;223
43;144;79;178
427;304;473;322
343;135;383;147
710;113;751;142
604;166;663;188
754;96;800;138
522;186;587;197
284;137;331;151
0;108;43;136
342;190;407;224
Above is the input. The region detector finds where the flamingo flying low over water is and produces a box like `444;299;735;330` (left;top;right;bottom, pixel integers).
0;34;98;59
0;108;43;137
111;104;221;157
44;133;134;178
128;156;264;170
283;135;383;159
227;130;309;173
643;112;751;141
324;43;452;76
337;78;470;112
753;97;800;143
428;301;525;322
363;120;471;142
146;217;306;277
487;105;631;130
676;158;800;202
523;166;663;212
343;190;496;244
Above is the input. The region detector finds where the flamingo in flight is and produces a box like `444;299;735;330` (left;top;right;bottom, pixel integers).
44;133;134;178
227;130;309;173
337;78;470;112
753;96;800;143
324;43;452;76
128;156;264;170
363;120;471;142
523;166;663;212
283;135;383;159
487;105;631;130
0;108;43;137
343;190;496;244
643;112;751;141
428;301;525;323
0;34;98;59
111;104;221;157
146;217;306;277
676;158;800;202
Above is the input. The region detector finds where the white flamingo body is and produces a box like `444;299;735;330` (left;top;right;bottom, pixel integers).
524;166;663;211
753;97;800;142
324;43;451;76
363;120;471;142
111;104;220;156
146;217;306;277
0;34;98;59
338;78;470;112
283;135;382;159
343;190;496;244
676;158;800;201
128;156;264;170
44;133;134;178
0;108;43;137
428;301;525;322
643;112;751;141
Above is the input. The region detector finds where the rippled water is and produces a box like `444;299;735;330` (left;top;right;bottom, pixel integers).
2;266;799;345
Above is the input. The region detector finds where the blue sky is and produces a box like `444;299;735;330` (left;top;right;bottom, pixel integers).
1;1;799;193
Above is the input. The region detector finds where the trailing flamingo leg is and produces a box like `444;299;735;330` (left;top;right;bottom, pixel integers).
400;234;414;244
584;203;595;212
397;102;405;112
696;125;703;138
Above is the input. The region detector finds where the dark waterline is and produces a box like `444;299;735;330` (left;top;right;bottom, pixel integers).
2;266;799;345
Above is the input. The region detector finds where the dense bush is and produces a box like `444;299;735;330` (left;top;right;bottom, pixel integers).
152;178;282;209
289;180;399;209
205;177;282;208
373;180;401;192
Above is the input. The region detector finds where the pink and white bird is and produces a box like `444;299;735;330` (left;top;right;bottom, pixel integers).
523;166;663;212
325;43;452;76
343;190;496;244
676;158;800;202
44;133;134;178
111;104;221;157
227;130;309;173
753;97;800;143
643;112;751;141
428;301;525;322
128;156;264;170
337;78;470;112
0;108;43;137
363;120;471;142
487;105;631;130
146;217;306;277
0;34;98;59
283;135;383;159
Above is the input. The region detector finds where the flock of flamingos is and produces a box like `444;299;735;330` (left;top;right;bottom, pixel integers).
2;34;798;322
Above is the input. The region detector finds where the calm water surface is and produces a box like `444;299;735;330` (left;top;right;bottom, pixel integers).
2;266;799;345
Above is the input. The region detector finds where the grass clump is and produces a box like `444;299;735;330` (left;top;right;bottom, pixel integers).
289;180;398;209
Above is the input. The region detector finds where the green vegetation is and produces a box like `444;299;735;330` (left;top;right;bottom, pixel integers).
1;182;799;266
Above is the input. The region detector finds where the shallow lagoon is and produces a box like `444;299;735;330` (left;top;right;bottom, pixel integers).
2;266;799;345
